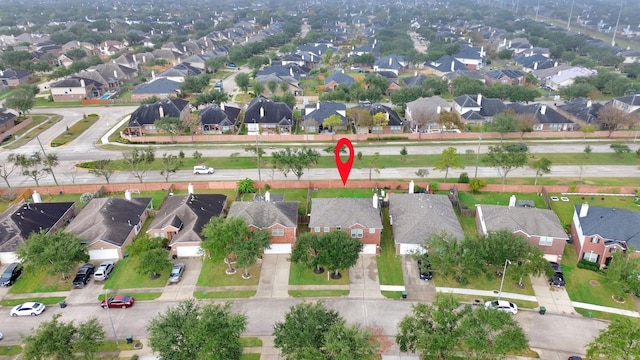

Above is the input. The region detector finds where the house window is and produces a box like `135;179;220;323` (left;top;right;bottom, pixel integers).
153;232;163;238
390;126;401;132
351;229;363;238
324;227;330;233
534;124;543;131
609;248;617;253
583;252;599;263
314;227;321;233
372;126;383;132
369;228;376;234
272;228;284;236
590;237;600;244
539;237;553;246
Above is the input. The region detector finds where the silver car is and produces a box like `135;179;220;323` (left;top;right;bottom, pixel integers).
168;263;185;283
94;261;115;281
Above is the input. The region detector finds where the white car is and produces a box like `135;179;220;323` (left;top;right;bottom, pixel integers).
0;330;3;340
10;302;46;317
484;299;518;315
94;261;115;281
193;166;214;174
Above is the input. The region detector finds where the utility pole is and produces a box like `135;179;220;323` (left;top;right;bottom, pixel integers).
36;136;59;186
104;289;119;346
255;123;261;181
611;1;623;46
498;259;511;300
567;0;575;31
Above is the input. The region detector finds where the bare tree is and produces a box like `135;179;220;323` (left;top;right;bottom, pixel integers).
597;104;638;137
517;113;537;139
14;153;53;187
0;154;19;187
122;147;155;183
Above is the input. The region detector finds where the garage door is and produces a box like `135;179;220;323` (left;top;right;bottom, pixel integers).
264;244;292;254
89;249;119;260
0;252;18;264
399;244;425;255
361;244;377;254
176;246;203;258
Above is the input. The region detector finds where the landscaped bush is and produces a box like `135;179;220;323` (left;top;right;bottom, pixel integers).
458;172;470;183
577;259;600;272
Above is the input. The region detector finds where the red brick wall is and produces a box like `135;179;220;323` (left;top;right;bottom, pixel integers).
248;224;297;245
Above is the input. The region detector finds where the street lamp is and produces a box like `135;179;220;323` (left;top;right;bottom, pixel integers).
498;259;511;301
104;289;119;346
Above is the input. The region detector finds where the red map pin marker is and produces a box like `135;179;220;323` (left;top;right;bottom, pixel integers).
335;138;354;185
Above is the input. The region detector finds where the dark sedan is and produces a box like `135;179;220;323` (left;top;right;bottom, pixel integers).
72;263;95;288
101;295;135;309
417;259;433;280
550;273;566;287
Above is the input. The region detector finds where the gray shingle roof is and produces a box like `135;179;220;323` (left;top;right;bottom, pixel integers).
477;204;567;238
389;193;463;245
0;202;75;252
131;78;180;95
309;198;382;229
575;205;640;248
227;201;299;229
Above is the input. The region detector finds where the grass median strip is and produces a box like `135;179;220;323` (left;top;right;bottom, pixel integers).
50;114;99;147
288;290;349;297
0;346;22;356
193;290;256;299
0;296;67;307
97;292;162;301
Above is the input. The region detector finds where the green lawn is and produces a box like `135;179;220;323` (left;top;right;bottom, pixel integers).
9;268;72;294
95;339;142;352
34;98;83;107
196;257;261;287
0;345;22;356
288;262;350;285
3;114;63;150
0;296;66;306
240;337;263;347
193;290;256;299
458;191;547;209
97;292;162;301
434;270;536;296
50;114;100;147
103;257;170;289
241;354;260;360
288;290;349;297
378;209;404;286
562;245;637;311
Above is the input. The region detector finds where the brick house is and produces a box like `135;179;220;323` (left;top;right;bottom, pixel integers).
571;203;640;268
147;193;227;258
49;77;104;102
123;98;190;136
308;197;383;254
65;195;152;260
227;192;299;254
0;109;17;135
476;202;568;262
0;69;32;88
0;196;75;263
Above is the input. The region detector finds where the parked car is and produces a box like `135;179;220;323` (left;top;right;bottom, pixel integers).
484;299;518;315
72;263;96;288
550;273;566;287
567;357;583;360
168;263;185;283
0;262;22;287
549;262;562;273
0;330;3;340
101;295;134;309
94;261;115;281
417;259;433;280
10;302;46;316
193;165;214;174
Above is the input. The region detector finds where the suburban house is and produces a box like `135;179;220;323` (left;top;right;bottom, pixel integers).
0;109;18;135
516;54;557;72
123;98;190;136
130;78;181;102
301;101;347;133
373;55;406;75
308;197;383;254
157;62;202;82
199;103;241;134
356;103;404;134
244;95;293;134
452;44;486;70
405;96;452;132
571;203;640;268
0;69;32;88
64;195;152;260
147;193;227;258
227;192;299;254
77;62;137;89
546;67;597;90
402;73;430;88
557;98;604;125
507;103;575;131
49;77;105;102
485;69;526;86
424;55;468;77
324;72;356;90
476;202;568;263
389;193;464;255
611;93;640;114
453;94;506;124
0;197;75;263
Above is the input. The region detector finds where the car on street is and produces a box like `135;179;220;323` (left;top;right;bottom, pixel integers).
417;259;433;280
101;295;135;309
193;165;214;174
73;263;96;288
567;357;583;360
484;299;518;315
0;262;22;287
0;331;3;340
94;261;115;281
10;302;46;316
168;263;185;283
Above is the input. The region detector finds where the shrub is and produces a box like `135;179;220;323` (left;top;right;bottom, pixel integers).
458;172;469;183
577;259;600;272
429;182;439;192
469;178;487;193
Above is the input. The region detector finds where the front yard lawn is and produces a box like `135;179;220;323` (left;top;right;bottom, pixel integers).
193;290;256;299
434;270;535;296
103;257;170;289
288;290;349;297
196;256;261;287
378;209;403;286
9;268;72;294
0;296;66;306
289;262;349;285
97;292;161;301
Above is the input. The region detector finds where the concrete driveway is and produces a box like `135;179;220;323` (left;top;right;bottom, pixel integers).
158;258;202;301
401;255;436;302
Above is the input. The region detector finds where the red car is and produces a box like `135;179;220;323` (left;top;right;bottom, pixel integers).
101;295;134;309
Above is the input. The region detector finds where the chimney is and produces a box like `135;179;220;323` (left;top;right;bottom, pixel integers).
114;70;118;78
587;99;592;108
477;93;482;106
128;219;132;226
409;180;415;194
265;191;271;202
540;105;547;115
260;107;265;118
389;57;392;66
451;61;455;72
316;102;320;110
220;102;225;111
534;62;538;70
373;193;379;209
188;183;194;194
159;106;165;118
508;194;516;208
414;71;417;76
508;40;512;48
480;46;485;56
290;67;293;76
80;79;86;88
152;70;156;80
125;190;132;200
183;46;186;53
579;203;589;217
32;191;42;203
143;55;146;63
437;105;442;114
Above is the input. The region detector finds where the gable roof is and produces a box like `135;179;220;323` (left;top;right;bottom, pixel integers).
50;76;102;88
389;193;463;245
65;197;151;247
0;202;75;252
148;194;226;245
574;205;640;248
131;78;181;95
374;55;405;70
402;74;429;87
425;55;467;73
325;72;355;87
128;98;189;127
309;198;382;229
486;69;525;80
157;62;202;78
199;103;241;126
477;204;566;238
507;103;573;124
558;97;603;124
304;101;347;126
227;201;298;229
0;69;30;80
244;95;293;126
357;103;404;126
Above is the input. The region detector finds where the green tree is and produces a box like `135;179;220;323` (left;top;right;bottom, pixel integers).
148;299;247;360
138;248;171;278
88;159;114;184
490;110;520;141
372;112;389;139
400;146;408;161
17;231;89;280
485;144;529;184
0;153;18;187
237;178;255;194
126;236;166;256
14;152;57;187
436;111;464;136
206;57;226;73
291;232;327;273
365;152;383;181
517;113;537;138
154;116;185;142
22;314;104;360
605;247;640;298
235;73;251;93
452;76;484;96
469;178;487;193
581;124;595;141
5;87;36;115
279;80;289;94
267;80;278;95
252;81;265;96
324;322;379;360
322;230;363;278
122;147;155;183
433;147;464;183
584;145;592;158
201;217;250;274
271;147;320;180
587;318;640;360
235;229;271;278
611;143;632;157
159;153;183;182
530;157;552;185
322;114;343;132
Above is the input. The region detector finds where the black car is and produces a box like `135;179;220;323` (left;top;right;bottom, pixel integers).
72;263;95;288
549;262;562;273
550;273;566;287
417;259;433;280
0;262;22;287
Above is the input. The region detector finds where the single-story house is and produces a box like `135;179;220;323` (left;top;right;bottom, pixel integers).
123;98;190;136
244;95;293;134
130;78;181;102
199;103;241;134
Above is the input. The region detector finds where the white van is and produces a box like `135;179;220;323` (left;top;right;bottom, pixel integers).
193;165;214;174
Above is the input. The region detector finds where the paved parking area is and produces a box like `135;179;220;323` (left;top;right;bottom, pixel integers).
158;258;202;301
401;255;436;302
349;255;383;299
